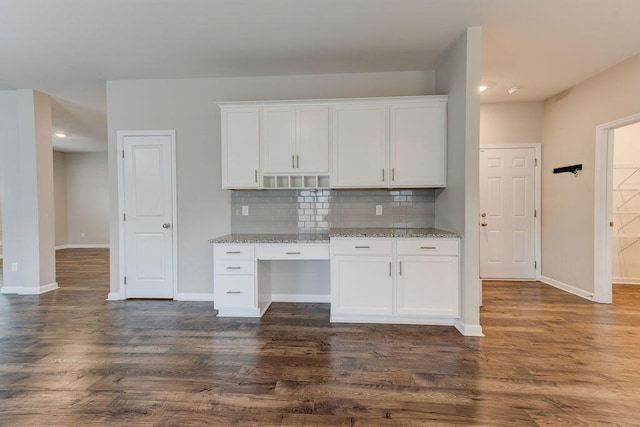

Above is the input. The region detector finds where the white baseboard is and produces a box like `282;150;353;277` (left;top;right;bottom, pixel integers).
106;292;123;301
540;276;595;301
1;282;59;295
271;293;330;303
175;292;215;302
612;277;640;285
454;319;484;337
56;244;110;250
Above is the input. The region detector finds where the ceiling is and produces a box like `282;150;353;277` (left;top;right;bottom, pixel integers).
1;0;639;152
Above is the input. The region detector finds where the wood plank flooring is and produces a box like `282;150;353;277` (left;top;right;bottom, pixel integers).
1;249;639;425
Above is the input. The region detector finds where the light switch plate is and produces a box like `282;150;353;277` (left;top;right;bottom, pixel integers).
242;206;249;216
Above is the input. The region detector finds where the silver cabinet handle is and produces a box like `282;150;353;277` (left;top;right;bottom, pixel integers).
162;223;171;229
292;155;295;168
226;291;241;294
297;155;299;168
382;168;385;181
388;262;392;277
392;168;395;181
286;252;301;255
399;261;402;276
255;169;258;183
226;266;241;270
420;246;437;250
226;251;241;254
355;246;370;249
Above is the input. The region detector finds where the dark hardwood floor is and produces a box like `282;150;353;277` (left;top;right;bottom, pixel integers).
1;249;639;425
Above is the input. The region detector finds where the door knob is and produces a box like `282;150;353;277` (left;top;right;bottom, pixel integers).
481;222;488;227
481;213;487;218
163;223;171;229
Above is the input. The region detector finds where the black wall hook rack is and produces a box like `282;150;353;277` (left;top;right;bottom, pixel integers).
553;164;582;175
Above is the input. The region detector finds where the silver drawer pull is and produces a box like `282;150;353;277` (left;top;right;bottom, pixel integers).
420;246;437;250
355;246;371;249
226;251;241;254
226;266;242;270
286;252;301;255
226;291;242;294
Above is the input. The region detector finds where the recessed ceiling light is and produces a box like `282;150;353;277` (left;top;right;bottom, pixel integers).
54;132;67;138
478;82;495;93
507;86;522;95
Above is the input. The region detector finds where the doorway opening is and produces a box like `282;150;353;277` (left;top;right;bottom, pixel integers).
612;124;640;285
594;113;640;303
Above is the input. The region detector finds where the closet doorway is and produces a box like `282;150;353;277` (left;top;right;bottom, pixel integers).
612;122;640;286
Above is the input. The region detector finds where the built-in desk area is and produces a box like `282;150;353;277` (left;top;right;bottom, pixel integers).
210;228;461;326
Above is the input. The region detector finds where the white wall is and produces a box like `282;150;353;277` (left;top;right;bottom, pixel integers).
53;151;68;247
542;54;640;294
107;70;437;296
612;121;640;284
435;28;483;335
65;152;109;245
480;102;544;146
0;90;56;293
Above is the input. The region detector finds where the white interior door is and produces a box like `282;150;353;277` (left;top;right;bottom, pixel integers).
122;133;175;298
480;147;536;279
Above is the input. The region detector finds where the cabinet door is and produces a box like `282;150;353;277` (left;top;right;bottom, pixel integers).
390;102;446;187
221;107;260;188
262;107;296;173
331;256;393;315
396;256;459;317
297;106;329;173
332;104;388;187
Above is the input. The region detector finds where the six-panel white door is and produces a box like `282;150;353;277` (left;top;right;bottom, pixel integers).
479;147;536;279
123;134;175;298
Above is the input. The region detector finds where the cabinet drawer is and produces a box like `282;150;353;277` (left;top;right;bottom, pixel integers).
214;275;255;308
214;260;255;275
331;239;393;255
256;244;329;260
396;239;459;256
213;245;255;260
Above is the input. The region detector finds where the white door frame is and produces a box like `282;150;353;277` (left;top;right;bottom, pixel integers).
479;144;542;280
594;113;640;304
116;130;178;299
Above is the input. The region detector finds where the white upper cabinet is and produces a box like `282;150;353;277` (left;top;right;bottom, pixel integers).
221;107;260;189
332;104;388;188
332;97;447;189
262;105;329;174
390;101;446;187
219;96;446;190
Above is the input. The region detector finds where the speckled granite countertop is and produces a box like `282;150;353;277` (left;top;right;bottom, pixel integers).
329;228;461;238
210;228;460;243
209;233;330;244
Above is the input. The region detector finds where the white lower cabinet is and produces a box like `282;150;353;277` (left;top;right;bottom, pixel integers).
330;237;460;324
396;256;459;317
331;256;393;316
213;243;262;317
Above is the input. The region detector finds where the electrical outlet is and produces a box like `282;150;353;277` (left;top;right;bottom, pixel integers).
11;263;18;273
376;205;383;216
81;232;86;238
242;206;249;216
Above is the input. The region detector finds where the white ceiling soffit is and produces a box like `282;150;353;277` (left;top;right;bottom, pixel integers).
1;0;640;150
